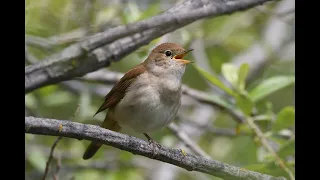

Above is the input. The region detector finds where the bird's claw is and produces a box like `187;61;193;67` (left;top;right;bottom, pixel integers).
143;133;161;158
148;139;161;158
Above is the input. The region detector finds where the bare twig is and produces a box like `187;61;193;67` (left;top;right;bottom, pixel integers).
52;154;61;180
168;123;210;158
25;116;286;180
42;136;63;180
42;105;80;180
25;0;275;94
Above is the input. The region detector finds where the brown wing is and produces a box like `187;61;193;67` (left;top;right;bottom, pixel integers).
93;63;146;116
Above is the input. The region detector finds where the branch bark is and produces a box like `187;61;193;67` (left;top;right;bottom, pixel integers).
25;116;286;180
25;0;274;94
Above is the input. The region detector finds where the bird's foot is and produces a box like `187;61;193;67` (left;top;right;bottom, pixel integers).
143;133;161;158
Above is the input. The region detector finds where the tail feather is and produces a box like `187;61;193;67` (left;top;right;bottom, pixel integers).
83;142;102;160
82;110;121;160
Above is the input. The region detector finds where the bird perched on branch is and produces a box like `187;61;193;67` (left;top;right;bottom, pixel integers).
83;43;193;160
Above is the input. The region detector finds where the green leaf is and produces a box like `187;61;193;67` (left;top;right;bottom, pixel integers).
236;95;254;116
193;64;237;97
252;115;273;122
207;94;234;110
249;76;295;102
221;63;238;88
237;63;249;91
272;106;295;132
278;139;295;159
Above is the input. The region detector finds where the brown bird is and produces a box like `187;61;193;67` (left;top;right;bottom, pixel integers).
83;43;193;160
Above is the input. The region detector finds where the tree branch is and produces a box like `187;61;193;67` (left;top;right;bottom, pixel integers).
25;0;274;94
25;116;285;180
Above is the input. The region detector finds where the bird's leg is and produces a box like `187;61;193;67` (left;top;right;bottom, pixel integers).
143;133;161;157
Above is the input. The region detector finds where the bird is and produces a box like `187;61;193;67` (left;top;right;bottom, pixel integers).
82;42;193;160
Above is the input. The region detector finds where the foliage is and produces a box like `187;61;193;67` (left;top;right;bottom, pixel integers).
25;0;295;180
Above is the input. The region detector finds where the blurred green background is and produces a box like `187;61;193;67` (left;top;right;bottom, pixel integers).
25;0;295;180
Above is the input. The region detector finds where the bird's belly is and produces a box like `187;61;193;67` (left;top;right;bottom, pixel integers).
114;85;180;133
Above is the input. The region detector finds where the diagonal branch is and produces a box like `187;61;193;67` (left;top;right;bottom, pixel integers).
25;116;286;180
25;0;274;94
168;123;211;158
80;0;273;52
245;117;295;180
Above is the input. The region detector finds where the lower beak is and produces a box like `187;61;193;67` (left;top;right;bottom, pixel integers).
175;59;192;64
173;49;193;64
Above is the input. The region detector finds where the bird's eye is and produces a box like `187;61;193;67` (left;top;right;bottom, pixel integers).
165;50;172;57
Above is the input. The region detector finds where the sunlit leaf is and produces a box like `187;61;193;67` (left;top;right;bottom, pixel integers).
252;115;273;122
272;106;295;132
237;63;249;91
249;76;295;102
221;63;238;88
193;64;237;97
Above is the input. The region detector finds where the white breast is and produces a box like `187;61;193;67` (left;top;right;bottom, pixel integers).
114;72;182;133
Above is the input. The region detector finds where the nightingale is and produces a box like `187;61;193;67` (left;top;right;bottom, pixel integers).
83;43;193;160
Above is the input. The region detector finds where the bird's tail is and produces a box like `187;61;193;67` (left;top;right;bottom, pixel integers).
82;142;102;160
82;110;120;160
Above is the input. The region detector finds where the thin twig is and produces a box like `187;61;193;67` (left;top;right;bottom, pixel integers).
168;123;211;158
52;154;61;180
245;117;295;180
42;105;80;180
25;116;286;180
42;136;63;180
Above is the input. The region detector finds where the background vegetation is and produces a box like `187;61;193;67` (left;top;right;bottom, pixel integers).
25;0;295;179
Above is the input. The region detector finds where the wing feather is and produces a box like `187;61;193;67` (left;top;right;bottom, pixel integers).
94;64;146;116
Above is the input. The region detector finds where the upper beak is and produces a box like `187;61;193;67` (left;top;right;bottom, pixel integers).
173;49;193;64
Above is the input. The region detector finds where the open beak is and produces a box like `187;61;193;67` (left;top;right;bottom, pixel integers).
173;49;193;64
